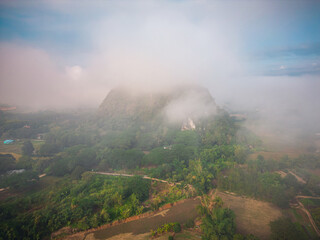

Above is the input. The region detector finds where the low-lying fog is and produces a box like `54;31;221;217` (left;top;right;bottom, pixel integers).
0;1;319;141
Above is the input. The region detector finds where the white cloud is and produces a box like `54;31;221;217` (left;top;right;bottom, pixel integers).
66;65;83;81
0;43;105;109
279;65;286;70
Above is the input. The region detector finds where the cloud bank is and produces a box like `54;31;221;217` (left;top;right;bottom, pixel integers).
0;1;319;137
1;1;247;109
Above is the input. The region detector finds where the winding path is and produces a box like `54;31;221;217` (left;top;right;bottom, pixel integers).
93;171;179;185
293;196;320;237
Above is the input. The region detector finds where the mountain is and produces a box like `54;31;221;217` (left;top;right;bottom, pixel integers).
98;85;217;129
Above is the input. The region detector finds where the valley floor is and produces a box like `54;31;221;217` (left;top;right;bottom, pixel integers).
213;190;282;240
64;198;200;240
64;190;286;240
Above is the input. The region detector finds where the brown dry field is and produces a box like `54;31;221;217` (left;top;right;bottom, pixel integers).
84;229;201;240
215;190;283;240
64;198;200;240
156;229;201;240
0;151;22;160
85;232;150;240
248;150;302;161
309;168;320;176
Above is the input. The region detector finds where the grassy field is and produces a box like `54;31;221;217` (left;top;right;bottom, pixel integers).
0;140;23;156
248;150;302;161
0;139;44;160
157;229;201;240
214;190;282;240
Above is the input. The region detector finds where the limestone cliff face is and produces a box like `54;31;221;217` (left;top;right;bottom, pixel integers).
99;87;169;119
98;85;217;127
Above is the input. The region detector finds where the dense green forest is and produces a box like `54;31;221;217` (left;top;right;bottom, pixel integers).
0;102;319;239
0;174;151;239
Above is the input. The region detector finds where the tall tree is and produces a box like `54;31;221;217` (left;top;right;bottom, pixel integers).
22;140;34;156
270;217;308;240
199;196;236;240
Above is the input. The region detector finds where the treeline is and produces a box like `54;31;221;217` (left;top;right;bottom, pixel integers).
217;154;320;208
0;153;39;190
270;217;310;240
0;110;89;139
6;112;253;201
0;174;150;240
199;195;311;239
6;112;251;191
217;168;299;208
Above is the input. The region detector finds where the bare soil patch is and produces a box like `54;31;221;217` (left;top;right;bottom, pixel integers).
85;232;150;240
275;170;287;178
215;190;283;240
309;168;320;176
0;151;22;160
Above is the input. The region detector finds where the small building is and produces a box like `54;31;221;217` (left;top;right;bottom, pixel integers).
37;134;45;140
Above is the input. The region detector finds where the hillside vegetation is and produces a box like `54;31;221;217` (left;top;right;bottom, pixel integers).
0;86;319;240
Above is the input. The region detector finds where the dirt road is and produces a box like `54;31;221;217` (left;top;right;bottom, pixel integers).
93;172;178;185
294;196;320;237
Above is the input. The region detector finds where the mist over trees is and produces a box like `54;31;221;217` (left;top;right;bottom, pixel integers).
0;1;319;240
1;83;319;239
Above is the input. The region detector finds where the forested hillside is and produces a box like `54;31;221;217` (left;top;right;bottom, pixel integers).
0;86;319;240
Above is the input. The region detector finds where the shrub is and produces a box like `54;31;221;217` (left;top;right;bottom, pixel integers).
173;222;181;233
185;219;195;228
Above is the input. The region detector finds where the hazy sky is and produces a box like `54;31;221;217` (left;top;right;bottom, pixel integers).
0;0;319;127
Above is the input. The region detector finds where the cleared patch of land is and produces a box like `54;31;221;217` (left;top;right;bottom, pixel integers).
85;232;150;240
66;198;201;240
157;229;201;240
0;139;44;159
275;170;306;184
85;229;201;240
0;141;22;155
215;190;283;240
